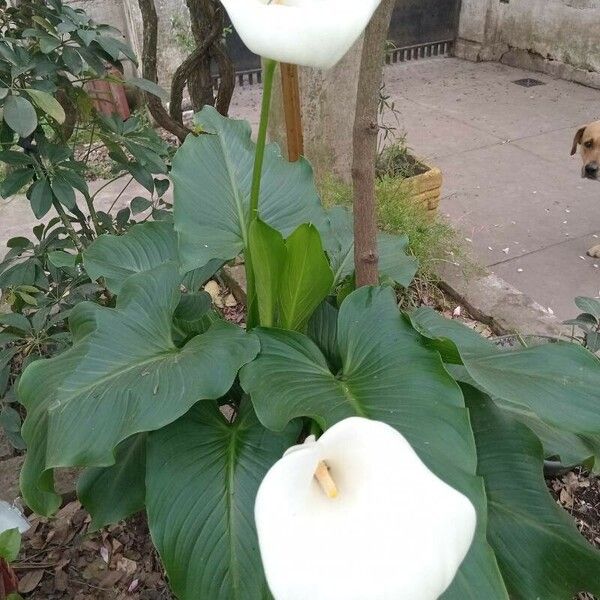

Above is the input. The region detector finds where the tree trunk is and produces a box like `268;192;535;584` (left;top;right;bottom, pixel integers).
137;0;191;142
352;0;395;287
186;0;236;116
186;0;218;110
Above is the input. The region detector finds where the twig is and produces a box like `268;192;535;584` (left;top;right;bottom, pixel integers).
52;200;85;252
107;176;135;214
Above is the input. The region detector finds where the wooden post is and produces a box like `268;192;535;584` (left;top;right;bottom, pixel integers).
279;63;304;162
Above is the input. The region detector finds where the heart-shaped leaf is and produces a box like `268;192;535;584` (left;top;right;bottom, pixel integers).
19;263;259;515
172;106;327;271
84;222;221;295
77;434;147;530
323;207;418;287
241;286;508;598
146;401;299;600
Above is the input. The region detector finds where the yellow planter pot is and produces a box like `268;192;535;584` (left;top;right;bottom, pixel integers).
389;157;443;217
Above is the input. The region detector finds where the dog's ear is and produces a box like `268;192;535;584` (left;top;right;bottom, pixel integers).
571;126;586;155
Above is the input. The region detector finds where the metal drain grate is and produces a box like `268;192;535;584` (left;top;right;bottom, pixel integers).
386;40;454;64
513;78;545;87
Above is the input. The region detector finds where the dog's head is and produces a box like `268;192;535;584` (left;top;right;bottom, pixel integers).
571;121;600;180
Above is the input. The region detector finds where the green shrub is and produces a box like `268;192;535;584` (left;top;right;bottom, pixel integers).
320;174;472;296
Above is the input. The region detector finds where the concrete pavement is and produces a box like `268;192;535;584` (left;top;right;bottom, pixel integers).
382;57;600;319
0;178;145;258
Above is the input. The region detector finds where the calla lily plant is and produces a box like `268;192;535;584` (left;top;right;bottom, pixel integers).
217;0;385;327
255;418;476;600
0;501;29;599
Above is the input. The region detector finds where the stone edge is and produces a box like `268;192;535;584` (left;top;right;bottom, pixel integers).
436;262;568;338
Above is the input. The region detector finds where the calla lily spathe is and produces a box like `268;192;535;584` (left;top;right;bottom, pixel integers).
0;501;30;535
219;0;383;69
255;417;476;600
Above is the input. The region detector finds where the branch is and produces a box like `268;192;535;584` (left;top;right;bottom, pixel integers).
351;0;396;287
137;0;191;143
169;13;222;124
213;39;235;116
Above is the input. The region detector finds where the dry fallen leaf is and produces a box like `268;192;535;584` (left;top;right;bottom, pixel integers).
18;569;45;594
224;293;237;307
204;280;224;308
116;556;138;577
128;578;140;593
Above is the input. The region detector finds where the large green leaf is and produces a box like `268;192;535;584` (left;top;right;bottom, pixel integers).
19;263;259;515
323;207;418;287
241;286;508;598
83;221;221;294
172;106;327;271
279;223;333;331
466;385;600;599
493;396;600;472
249;220;333;331
146;401;298;600
410;307;600;434
172;292;219;340
0;529;21;563
307;300;341;372
77;434;147;531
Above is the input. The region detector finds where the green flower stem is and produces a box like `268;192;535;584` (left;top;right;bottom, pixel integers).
246;58;277;329
249;58;277;220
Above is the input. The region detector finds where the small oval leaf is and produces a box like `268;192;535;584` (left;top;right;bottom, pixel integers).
26;89;66;124
3;95;38;138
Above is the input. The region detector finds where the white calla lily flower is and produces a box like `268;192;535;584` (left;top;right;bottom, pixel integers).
255;417;476;600
0;501;30;535
219;0;383;69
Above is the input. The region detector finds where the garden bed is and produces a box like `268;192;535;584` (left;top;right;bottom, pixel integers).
1;457;597;599
1;286;598;600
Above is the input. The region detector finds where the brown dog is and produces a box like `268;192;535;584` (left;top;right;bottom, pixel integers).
571;121;600;257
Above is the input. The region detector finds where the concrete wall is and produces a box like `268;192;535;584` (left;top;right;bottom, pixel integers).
67;0;190;87
456;0;600;88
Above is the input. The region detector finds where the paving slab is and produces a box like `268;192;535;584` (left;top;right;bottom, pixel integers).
381;57;600;320
435;142;600;262
380;95;501;160
492;233;600;318
386;58;598;141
